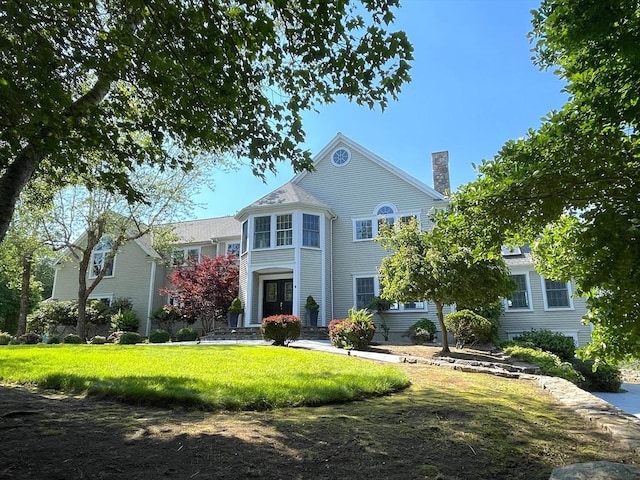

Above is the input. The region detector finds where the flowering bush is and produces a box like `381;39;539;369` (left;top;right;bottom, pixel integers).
261;315;301;346
328;308;376;350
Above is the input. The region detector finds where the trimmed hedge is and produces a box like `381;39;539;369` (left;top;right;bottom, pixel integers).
512;329;575;361
149;329;171;343
261;315;301;346
328;308;376;350
175;327;198;342
117;332;142;345
404;318;437;344
444;310;492;347
63;334;83;344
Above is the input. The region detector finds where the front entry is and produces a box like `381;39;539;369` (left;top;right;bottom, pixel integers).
263;279;293;317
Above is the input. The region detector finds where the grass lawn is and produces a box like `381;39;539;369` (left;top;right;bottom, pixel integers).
0;344;410;409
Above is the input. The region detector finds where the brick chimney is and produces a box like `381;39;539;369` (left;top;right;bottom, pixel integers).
431;151;450;196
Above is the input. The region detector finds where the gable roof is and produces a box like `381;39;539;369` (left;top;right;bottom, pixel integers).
292;132;446;201
235;182;333;220
169;216;241;244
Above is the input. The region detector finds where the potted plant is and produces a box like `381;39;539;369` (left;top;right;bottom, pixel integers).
305;295;319;327
228;297;243;328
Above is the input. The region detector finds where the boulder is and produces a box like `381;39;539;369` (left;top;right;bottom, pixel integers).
549;461;640;480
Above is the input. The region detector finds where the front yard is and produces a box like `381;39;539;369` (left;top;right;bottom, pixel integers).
0;344;636;479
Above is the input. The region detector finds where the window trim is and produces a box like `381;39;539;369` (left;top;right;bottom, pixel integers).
253;215;272;250
275;213;293;247
352;211;421;242
89;237;115;279
226;242;241;256
540;277;574;311
353;218;374;241
331;147;351;167
88;294;114;306
505;272;533;312
302;213;320;248
388;300;428;313
172;246;201;266
353;275;378;310
241;220;248;254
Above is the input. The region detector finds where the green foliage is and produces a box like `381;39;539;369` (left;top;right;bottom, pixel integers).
117;332;142;345
377;215;513;352
444;310;493;347
46;335;61;344
229;297;244;314
404;318;437;344
151;305;183;334
367;296;392;312
90;336;106;345
328;309;376;350
28;299;111;334
261;315;301;347
504;345;584;384
175;327;198;342
571;358;622;393
18;332;41;344
149;329;171;344
0;331;13;345
512;329;576;362
109;298;133;314
452;0;640;363
63;334;83;344
110;310;140;333
0;345;409;410
304;296;319;311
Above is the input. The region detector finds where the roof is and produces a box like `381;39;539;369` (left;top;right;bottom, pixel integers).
235;183;332;220
169;216;241;244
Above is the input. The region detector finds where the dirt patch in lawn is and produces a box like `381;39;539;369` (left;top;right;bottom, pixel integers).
1;352;637;480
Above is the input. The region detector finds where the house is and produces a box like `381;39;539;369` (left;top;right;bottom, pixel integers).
51;133;591;345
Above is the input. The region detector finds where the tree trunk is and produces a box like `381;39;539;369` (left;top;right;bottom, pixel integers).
436;301;450;353
16;255;32;336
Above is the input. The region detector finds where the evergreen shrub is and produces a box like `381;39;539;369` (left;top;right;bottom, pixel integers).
261;315;301;346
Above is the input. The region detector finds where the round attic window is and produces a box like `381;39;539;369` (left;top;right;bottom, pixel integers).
331;148;351;166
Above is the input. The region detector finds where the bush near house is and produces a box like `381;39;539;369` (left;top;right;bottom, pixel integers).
175;327;198;342
571;358;622;392
261;315;301;346
444;310;492;348
149;329;171;344
110;310;140;333
117;332;142;345
328;308;376;350
46;335;61;344
151;305;183;335
27;299;111;336
19;332;41;344
90;336;106;345
63;334;83;344
0;332;12;345
512;329;576;361
403;318;437;344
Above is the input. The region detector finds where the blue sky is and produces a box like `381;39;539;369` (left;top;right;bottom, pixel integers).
193;0;567;219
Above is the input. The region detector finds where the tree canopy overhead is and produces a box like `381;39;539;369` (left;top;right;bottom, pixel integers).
453;0;640;362
0;0;413;241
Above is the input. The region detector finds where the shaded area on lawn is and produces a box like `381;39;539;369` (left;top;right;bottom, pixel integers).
0;364;635;480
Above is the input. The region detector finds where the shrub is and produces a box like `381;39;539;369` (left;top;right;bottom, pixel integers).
117;332;142;344
0;331;13;345
46;335;61;344
151;305;183;334
19;332;41;344
9;338;20;345
175;327;198;342
328;308;376;350
404;318;437;344
261;315;301;346
572;358;622;392
90;335;107;345
63;334;83;344
444;310;492;347
149;329;171;343
512;329;575;361
110;310;140;333
109;297;134;314
504;345;584;384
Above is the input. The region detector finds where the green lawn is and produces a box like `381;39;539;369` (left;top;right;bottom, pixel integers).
0;344;409;410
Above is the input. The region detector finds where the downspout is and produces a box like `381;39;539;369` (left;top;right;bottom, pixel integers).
330;215;336;322
145;259;157;337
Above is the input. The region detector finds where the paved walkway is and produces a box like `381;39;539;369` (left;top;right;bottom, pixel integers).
594;383;640;419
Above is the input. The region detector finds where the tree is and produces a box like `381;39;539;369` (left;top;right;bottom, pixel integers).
376;217;513;353
453;0;640;362
0;0;413;242
162;254;240;334
44;164;201;339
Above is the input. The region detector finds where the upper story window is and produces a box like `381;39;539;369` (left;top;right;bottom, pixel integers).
507;273;532;311
331;148;351;166
302;214;320;248
542;278;573;309
172;247;201;266
353;204;418;241
226;242;240;256
354;219;373;240
241;221;248;254
276;214;293;246
90;237;114;278
501;246;522;256
254;216;271;249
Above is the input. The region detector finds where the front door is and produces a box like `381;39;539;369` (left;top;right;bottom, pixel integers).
263;279;294;318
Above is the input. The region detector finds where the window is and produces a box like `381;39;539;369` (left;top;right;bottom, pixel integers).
241;221;248;254
276;214;293;246
543;278;572;309
507;274;531;310
389;300;426;311
302;214;320;247
355;277;375;310
227;242;240;256
501;246;522;256
89;295;113;307
354;219;373;240
254;216;271;249
172;247;200;265
90;237;114;278
332;148;351;166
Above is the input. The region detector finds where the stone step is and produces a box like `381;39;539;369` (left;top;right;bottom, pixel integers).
201;326;329;341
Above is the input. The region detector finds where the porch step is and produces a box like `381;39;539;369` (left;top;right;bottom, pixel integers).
201;326;329;341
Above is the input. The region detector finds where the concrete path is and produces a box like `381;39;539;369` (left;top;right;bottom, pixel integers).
594;383;640;419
